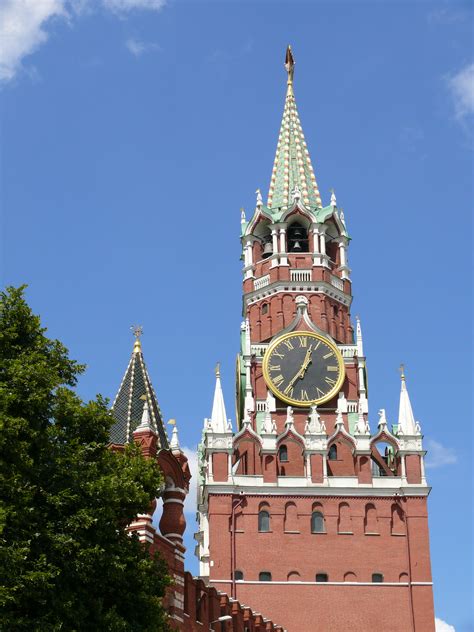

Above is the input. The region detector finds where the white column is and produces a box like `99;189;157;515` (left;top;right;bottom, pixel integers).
228;452;232;479
400;454;407;484
272;227;279;253
339;241;347;267
305;454;311;480
313;227;320;253
279;227;288;266
319;232;326;255
208;451;213;480
322;455;328;482
420;455;427;485
244;239;254;280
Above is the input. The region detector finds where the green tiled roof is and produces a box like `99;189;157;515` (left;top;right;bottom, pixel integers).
110;341;169;448
267;46;322;211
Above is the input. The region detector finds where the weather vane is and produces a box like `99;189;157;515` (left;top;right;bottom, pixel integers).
131;325;143;339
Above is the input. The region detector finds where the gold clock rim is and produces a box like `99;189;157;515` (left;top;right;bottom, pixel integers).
262;330;346;407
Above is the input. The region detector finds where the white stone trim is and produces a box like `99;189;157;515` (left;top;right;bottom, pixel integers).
163;498;185;505
209;579;432;587
245;283;351;308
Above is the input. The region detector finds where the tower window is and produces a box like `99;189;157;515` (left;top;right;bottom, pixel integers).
258;510;270;532
315;573;328;583
234;570;244;581
311;511;326;534
279;444;288;462
262;303;269;315
287;221;309;252
328;444;337;460
372;573;384;583
259;571;272;581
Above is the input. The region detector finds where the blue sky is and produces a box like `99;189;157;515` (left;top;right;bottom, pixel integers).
1;1;472;630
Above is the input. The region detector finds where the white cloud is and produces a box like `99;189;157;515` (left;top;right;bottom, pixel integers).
435;617;456;632
0;0;66;81
0;0;165;83
102;0;166;12
425;439;457;469
182;446;198;516
448;62;474;119
125;37;160;57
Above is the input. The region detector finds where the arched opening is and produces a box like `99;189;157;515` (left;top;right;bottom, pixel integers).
364;503;379;534
315;573;328;583
344;571;357;582
372;441;397;477
311;511;325;534
328;444;338;461
259;571;272;581
287;571;301;581
233;570;244;581
278;444;288;462
391;503;405;535
338;502;352;534
287;221;309;252
258;509;270;532
372;573;384;583
399;572;409;582
284;502;298;532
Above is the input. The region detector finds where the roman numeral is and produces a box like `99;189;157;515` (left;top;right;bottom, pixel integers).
327;366;338;372
273;374;284;387
283;340;294;350
323;351;334;359
300;389;309;401
269;364;281;372
316;387;325;398
284;384;294;397
298;336;307;348
325;377;336;386
273;350;285;359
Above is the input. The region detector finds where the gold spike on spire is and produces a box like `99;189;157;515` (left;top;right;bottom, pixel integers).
215;362;221;377
131;324;143;353
285;45;295;90
399;363;406;381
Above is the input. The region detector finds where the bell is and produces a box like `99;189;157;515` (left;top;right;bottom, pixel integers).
262;241;273;258
292;240;302;252
293;228;304;238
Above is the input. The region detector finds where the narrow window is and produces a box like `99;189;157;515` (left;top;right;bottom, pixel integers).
259;571;272;581
372;573;384;583
279;444;288;462
287;221;309;252
234;570;244;581
311;511;325;534
258;510;270;532
316;573;328;583
328;444;337;460
262;303;269;315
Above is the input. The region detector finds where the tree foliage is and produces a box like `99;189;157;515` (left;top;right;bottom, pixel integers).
0;287;170;631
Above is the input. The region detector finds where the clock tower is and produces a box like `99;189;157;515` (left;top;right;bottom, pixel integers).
196;47;435;631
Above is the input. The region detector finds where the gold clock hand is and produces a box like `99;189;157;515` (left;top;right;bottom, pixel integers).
286;345;314;389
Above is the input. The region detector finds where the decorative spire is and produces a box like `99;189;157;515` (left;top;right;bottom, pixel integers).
240;207;246;224
135;399;153;432
131;324;143;353
170;423;181;451
330;188;337;207
110;331;169;448
356;315;364;356
267;45;322;210
207;364;231;433
398;365;418;435
256;189;263;209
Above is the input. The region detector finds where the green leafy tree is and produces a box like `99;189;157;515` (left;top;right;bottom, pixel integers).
0;287;171;631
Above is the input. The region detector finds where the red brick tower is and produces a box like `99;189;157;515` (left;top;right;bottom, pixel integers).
196;47;435;631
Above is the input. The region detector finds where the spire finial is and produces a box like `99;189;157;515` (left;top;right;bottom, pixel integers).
215;362;221;377
240;207;246;223
131;324;143;352
399;363;406;382
285;45;295;88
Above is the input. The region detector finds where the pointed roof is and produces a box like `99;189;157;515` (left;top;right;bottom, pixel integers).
110;333;169;448
208;363;230;433
397;366;417;435
267;46;322;211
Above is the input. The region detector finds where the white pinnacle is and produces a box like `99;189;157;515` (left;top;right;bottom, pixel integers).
170;424;181;451
136;400;152;431
398;371;417;435
209;365;230;433
356;316;364;356
330;188;337;207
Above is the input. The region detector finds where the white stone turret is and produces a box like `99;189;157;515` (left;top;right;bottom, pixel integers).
206;364;231;433
356;316;364;357
170;424;181;452
398;368;418;436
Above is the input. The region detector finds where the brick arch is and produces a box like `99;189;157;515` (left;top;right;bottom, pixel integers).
284;502;299;532
344;571;357;581
338;501;353;534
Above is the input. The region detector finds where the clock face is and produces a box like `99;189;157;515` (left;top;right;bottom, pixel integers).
262;331;345;407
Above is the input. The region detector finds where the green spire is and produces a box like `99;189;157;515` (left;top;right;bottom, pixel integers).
267;46;322;210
